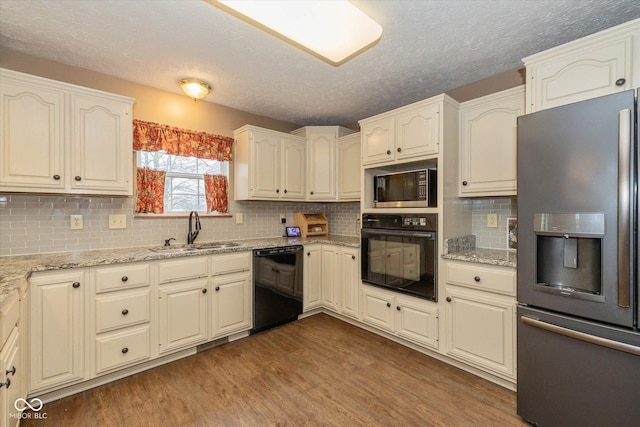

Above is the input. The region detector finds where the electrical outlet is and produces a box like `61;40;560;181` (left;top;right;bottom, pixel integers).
487;213;498;228
108;214;127;229
70;215;83;230
236;213;243;224
280;213;286;224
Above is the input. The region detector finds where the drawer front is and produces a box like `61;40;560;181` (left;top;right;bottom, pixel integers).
211;252;251;276
0;291;19;345
95;263;150;293
158;257;208;283
445;262;515;295
95;289;150;333
95;326;151;375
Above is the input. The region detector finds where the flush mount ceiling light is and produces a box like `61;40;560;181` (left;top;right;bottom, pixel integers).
213;0;382;66
178;78;212;101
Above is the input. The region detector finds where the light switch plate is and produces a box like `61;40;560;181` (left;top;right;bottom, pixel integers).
487;213;498;228
70;215;83;230
108;214;127;229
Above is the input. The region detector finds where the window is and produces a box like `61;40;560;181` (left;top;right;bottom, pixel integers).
137;151;229;213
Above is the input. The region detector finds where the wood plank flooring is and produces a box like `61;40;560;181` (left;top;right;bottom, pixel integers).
23;314;528;426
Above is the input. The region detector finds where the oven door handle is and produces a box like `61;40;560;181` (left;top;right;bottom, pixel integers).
362;229;435;239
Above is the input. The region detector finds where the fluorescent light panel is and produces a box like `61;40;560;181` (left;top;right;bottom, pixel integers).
217;1;382;65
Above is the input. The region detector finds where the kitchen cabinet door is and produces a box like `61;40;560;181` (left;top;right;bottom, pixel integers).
395;102;439;160
338;247;360;320
459;86;524;197
361;117;395;165
320;245;339;312
158;279;208;354
303;246;322;311
307;132;336;200
523;20;638;113
250;129;280;198
30;270;87;393
361;285;394;333
69;93;132;194
395;296;438;350
0;329;21;427
0;75;65;191
337;133;361;200
444;286;515;379
211;272;251;339
281;136;306;200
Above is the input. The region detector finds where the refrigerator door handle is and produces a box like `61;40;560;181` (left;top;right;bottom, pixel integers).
521;315;640;356
617;109;631;308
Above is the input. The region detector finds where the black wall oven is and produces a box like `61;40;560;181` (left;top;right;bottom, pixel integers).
361;213;437;301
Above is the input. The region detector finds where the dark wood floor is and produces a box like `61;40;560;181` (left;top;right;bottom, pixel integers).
24;314;528;426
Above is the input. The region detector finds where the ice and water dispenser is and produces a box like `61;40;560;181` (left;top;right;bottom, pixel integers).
534;213;605;302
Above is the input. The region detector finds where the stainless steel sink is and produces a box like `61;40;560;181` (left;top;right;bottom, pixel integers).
149;241;243;253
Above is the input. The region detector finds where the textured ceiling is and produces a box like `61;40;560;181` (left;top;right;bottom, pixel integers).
1;1;639;126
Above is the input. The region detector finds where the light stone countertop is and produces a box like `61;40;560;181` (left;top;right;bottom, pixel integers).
441;248;517;268
0;235;360;308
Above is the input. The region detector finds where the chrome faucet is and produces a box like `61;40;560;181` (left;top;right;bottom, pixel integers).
187;211;201;244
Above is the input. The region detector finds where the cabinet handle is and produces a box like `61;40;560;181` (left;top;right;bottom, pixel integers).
215;286;220;291
75;176;82;181
276;189;280;193
72;282;80;288
352;255;356;260
386;302;391;308
310;191;314;195
53;174;61;180
122;309;129;315
616;78;626;86
397;147;402;152
284;189;288;194
122;347;129;354
307;252;311;256
121;276;128;282
0;378;10;389
5;366;16;376
202;288;208;294
396;306;401;311
462;181;468;186
474;276;481;282
386;150;391;155
446;297;452;302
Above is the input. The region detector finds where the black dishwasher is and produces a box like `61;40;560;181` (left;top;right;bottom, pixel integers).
251;245;303;334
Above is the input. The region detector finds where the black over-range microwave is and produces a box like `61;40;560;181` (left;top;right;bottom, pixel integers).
374;169;437;208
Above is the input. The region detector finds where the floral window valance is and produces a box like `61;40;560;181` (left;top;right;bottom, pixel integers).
133;119;234;161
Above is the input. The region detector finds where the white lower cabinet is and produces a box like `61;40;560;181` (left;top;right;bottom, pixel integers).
158;279;209;355
361;285;439;350
29;270;87;393
337;247;360;319
444;287;515;378
320;246;339;311
211;272;251;339
303;246;322;311
1;291;22;427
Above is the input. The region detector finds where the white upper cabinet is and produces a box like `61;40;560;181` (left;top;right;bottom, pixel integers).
337;132;361;200
360;96;444;166
459;86;524;197
291;126;356;201
234;125;306;200
523;19;640;113
0;68;134;195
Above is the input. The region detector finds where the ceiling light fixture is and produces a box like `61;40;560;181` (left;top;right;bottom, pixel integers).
178;78;212;101
213;0;382;66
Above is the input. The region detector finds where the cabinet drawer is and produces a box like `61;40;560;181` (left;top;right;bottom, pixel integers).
95;326;151;375
0;291;19;346
95;263;150;293
158;257;208;283
211;252;251;275
95;289;150;333
445;262;515;295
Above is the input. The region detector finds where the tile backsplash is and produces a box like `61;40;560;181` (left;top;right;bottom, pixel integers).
467;197;517;250
0;194;360;256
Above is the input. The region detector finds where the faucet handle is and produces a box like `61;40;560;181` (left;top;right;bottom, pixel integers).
164;238;176;246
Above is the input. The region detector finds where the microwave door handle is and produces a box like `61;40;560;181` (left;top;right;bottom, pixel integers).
617;108;631;308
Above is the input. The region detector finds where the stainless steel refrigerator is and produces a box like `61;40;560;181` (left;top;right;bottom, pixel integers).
517;89;640;426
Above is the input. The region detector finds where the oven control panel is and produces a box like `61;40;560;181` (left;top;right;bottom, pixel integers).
363;213;437;232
